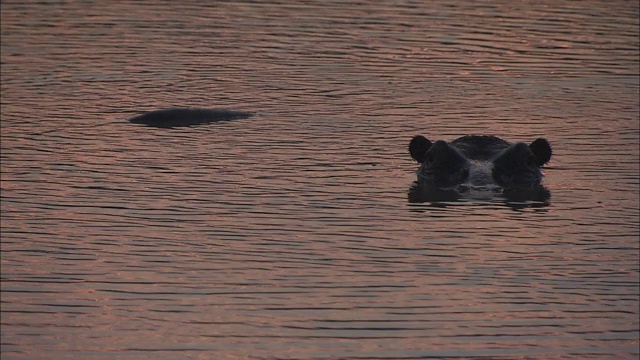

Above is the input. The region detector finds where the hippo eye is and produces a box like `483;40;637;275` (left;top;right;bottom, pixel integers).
425;153;434;164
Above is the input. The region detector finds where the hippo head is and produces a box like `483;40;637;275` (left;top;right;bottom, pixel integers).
492;139;552;189
409;135;552;191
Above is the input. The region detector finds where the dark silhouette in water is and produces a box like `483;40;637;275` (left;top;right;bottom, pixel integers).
128;108;253;128
409;134;551;190
408;134;552;205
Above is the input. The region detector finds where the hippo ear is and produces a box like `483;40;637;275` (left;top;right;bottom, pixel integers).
529;138;552;166
409;135;433;163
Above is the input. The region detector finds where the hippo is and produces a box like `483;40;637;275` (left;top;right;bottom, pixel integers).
409;135;552;192
128;108;253;128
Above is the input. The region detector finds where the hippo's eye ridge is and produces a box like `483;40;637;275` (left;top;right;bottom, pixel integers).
425;153;434;164
526;156;536;167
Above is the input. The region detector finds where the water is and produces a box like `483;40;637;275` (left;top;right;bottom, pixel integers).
1;1;638;359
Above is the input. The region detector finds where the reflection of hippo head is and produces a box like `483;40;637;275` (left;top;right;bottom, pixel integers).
409;135;551;190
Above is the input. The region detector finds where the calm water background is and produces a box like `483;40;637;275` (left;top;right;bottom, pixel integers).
1;1;638;359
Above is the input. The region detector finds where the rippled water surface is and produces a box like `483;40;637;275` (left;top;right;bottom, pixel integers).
1;1;638;359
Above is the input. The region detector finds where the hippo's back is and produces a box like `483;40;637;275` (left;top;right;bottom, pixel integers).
129;108;253;128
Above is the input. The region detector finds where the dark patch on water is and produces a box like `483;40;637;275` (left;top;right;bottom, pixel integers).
128;108;254;128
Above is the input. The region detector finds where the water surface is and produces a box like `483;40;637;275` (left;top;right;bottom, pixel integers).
1;1;638;359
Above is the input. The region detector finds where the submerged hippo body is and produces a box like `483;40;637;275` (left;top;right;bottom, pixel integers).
409;135;552;192
129;108;253;128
